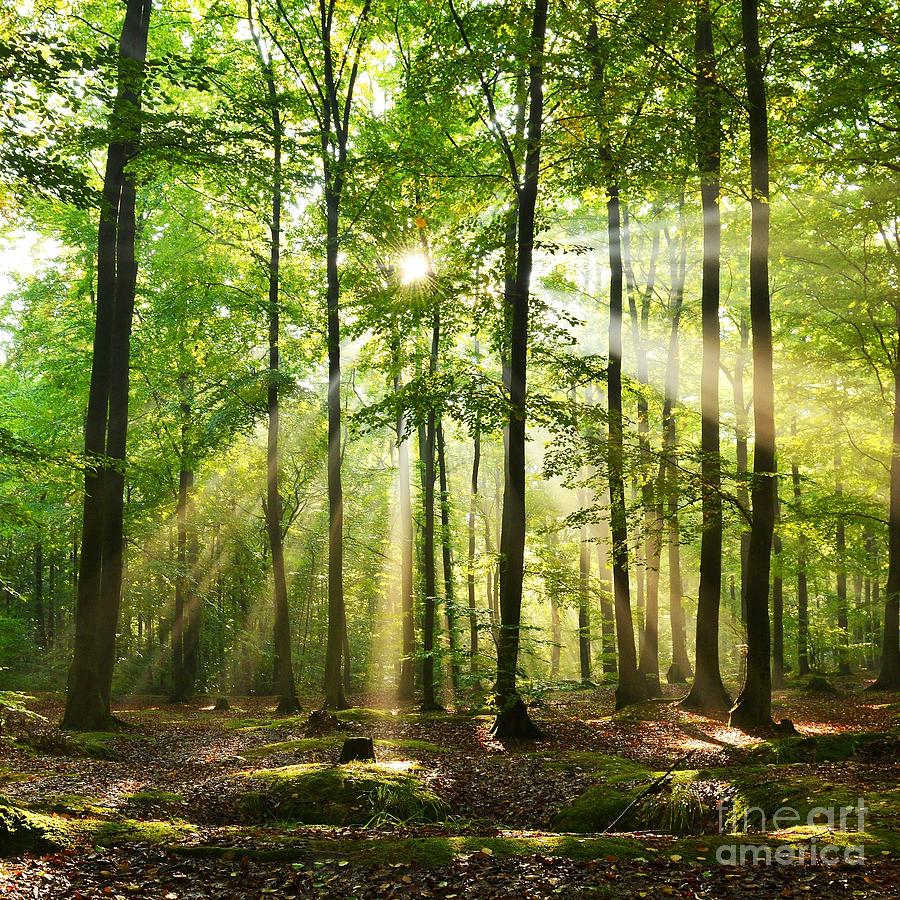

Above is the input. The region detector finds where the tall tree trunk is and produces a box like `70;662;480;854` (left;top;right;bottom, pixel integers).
171;466;190;701
835;455;852;676
249;20;299;715
437;420;460;695
682;0;731;712
491;0;547;739
870;312;900;689
730;0;777;730
578;515;592;686
596;492;617;676
734;316;751;625
663;207;691;684
791;424;810;675
64;0;151;730
606;187;644;710
623;211;661;695
420;386;439;710
395;353;416;702
772;480;784;688
467;424;481;685
323;182;348;708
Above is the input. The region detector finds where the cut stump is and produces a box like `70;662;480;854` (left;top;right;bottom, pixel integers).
213;697;230;711
339;737;376;764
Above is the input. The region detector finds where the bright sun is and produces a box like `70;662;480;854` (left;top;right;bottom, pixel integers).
399;251;429;285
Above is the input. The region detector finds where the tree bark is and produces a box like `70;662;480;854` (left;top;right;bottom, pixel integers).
467;424;481;685
730;0;777;731
395;353;416;702
64;0;152;730
681;0;731;712
835;455;852;676
772;479;784;688
491;0;547;739
791;422;810;676
606;187;645;710
437;420;460;695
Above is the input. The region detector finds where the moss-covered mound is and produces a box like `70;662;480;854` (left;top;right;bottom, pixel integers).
0;798;59;853
746;731;900;765
233;761;448;825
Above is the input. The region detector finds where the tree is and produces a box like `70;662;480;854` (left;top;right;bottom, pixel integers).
730;0;778;732
681;0;730;713
63;0;152;730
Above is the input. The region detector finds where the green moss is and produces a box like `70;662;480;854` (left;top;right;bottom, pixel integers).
67;731;138;760
233;761;448;825
170;833;650;866
542;752;649;781
377;738;448;754
79;818;194;846
747;731;900;764
243;736;344;758
334;707;397;724
0;798;61;853
30;794;114;816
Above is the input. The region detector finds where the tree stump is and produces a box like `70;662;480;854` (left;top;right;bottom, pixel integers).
806;676;839;695
338;737;376;763
213;697;230;711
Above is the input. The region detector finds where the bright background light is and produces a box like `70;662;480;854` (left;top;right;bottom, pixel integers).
399;251;429;285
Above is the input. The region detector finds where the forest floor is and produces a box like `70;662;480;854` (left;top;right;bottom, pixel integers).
2;675;900;897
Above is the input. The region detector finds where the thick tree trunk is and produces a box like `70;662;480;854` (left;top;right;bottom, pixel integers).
730;0;777;731
491;0;547;740
682;0;731;712
64;0;151;730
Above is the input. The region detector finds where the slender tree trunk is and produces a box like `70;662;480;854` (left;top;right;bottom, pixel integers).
734;317;751;625
663;207;691;684
171;466;190;701
606;187;644;710
596;493;617;676
323;182;348;708
420;389;439;710
64;0;151;730
835;455;852;676
249;34;299;715
772;480;784;688
682;0;730;712
467;424;481;685
395;356;416;702
870;313;900;689
437;420;460;695
730;0;777;730
791;425;810;676
578;516;592;686
491;0;547;739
